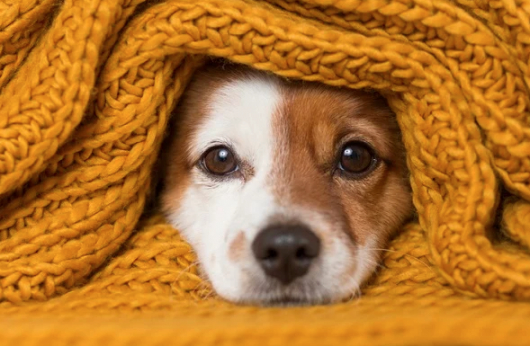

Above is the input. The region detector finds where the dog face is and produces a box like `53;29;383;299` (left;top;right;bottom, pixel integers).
160;63;413;305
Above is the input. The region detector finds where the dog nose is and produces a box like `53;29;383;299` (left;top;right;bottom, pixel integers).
252;224;321;285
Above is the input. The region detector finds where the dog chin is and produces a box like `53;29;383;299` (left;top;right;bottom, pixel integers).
217;279;355;307
233;291;348;307
254;297;323;307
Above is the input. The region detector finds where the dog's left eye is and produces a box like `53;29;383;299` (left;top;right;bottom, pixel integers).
338;141;377;176
201;146;238;175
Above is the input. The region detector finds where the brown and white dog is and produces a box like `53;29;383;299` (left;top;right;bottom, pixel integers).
159;61;413;305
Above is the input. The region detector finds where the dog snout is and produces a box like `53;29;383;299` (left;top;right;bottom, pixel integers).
252;224;321;285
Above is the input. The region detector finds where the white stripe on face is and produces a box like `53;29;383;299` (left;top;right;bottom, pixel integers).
168;74;286;300
190;75;280;172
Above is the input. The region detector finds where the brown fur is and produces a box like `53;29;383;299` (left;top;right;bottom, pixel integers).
269;82;411;247
160;64;226;214
229;231;248;262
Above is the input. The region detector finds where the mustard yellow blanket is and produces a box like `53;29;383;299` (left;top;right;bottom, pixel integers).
1;0;530;344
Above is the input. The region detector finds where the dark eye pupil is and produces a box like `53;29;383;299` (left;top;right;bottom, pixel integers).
203;146;237;175
340;142;374;174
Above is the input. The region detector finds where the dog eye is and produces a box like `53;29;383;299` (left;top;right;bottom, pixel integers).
338;141;376;175
202;146;238;175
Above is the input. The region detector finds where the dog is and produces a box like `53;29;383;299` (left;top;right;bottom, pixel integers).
159;61;413;305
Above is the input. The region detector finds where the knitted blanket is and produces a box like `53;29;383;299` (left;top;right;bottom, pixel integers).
1;0;530;344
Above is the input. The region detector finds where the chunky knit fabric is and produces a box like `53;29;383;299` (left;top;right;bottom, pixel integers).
1;0;530;344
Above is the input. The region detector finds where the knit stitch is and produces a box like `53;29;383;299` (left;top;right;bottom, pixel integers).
0;0;529;345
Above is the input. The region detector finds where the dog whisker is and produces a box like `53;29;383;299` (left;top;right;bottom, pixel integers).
173;261;199;283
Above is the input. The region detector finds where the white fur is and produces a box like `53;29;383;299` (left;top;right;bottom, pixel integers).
169;76;283;300
167;75;379;304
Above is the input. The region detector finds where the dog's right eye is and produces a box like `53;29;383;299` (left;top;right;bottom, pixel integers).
201;146;238;175
338;141;377;177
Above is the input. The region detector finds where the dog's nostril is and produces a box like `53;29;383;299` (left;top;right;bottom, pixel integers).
252;224;321;285
295;247;309;260
265;248;278;260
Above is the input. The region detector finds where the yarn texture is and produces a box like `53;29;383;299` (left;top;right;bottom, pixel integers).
1;0;530;344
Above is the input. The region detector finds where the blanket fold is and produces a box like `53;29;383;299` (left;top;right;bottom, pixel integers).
1;0;530;344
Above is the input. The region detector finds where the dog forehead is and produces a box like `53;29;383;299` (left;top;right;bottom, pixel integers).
191;75;281;166
281;84;401;164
